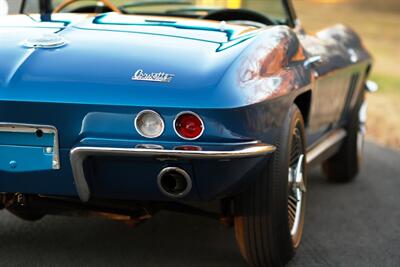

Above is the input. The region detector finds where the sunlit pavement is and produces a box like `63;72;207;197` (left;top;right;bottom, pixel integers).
0;142;398;267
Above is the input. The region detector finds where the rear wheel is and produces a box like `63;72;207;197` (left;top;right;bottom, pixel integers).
234;105;307;267
322;91;366;182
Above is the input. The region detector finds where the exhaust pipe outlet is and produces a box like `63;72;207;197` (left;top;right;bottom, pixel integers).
157;167;192;198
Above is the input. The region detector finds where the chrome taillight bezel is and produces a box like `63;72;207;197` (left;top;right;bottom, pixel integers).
173;111;205;141
134;110;165;139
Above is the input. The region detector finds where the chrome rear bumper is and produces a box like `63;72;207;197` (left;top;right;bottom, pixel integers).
70;143;276;202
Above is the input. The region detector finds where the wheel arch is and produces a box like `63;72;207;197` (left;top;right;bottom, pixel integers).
294;90;312;126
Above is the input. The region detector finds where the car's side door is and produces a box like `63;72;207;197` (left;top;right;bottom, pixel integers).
299;33;356;132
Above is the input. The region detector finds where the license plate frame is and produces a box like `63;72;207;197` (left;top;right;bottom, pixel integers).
0;123;60;171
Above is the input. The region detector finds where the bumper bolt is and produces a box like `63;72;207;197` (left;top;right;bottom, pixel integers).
9;161;17;169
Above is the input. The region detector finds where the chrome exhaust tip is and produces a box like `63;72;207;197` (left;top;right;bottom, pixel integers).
157;167;192;198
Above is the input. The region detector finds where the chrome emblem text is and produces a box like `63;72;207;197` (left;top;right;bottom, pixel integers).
132;69;174;83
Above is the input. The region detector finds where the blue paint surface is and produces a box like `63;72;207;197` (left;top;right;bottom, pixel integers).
0;130;55;172
0;13;259;108
0;132;54;147
0;145;53;172
0;13;290;200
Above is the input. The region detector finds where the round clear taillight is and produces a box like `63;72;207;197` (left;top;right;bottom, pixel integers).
135;110;164;138
174;112;204;140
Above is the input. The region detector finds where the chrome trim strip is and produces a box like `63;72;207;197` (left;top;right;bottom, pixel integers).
70;143;276;202
0;123;60;170
303;55;322;69
306;129;347;165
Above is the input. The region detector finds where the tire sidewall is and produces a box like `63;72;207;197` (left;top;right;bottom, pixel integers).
234;104;307;266
271;105;306;253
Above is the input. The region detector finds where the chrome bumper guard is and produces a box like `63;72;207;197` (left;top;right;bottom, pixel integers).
70;143;276;202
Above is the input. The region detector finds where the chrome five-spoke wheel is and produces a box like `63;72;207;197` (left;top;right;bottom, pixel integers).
288;157;306;248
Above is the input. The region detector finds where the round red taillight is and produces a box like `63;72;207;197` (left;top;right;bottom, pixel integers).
174;112;204;140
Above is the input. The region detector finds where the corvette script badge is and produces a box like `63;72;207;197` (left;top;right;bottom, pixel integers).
132;69;174;83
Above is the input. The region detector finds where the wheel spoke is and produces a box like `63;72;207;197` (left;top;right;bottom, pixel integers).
289;195;298;204
288;125;306;244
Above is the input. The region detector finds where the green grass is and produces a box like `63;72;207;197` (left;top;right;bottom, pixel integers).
370;74;400;95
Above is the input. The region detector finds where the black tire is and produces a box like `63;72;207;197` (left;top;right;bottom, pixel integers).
7;206;45;222
234;105;307;267
322;92;365;182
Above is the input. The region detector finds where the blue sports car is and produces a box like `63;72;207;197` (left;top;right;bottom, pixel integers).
0;0;374;266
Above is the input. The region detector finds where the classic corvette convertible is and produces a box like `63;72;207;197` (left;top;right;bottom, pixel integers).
0;0;374;266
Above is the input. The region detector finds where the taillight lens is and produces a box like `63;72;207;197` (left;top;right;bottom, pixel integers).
174;112;204;140
135;110;164;138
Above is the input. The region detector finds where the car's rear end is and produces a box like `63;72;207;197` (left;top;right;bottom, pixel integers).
0;13;275;203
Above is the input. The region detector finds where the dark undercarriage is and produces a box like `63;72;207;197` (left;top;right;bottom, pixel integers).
2;193;232;226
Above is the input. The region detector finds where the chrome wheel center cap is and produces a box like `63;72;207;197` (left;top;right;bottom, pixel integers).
357;102;367;159
289;154;306;194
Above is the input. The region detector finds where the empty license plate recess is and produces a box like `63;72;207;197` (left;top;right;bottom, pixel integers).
0;123;60;172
